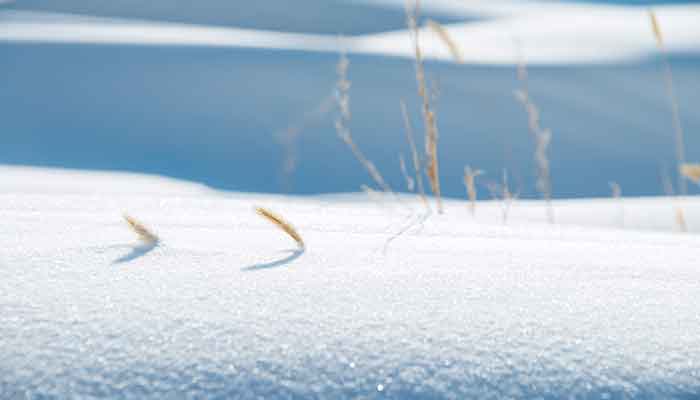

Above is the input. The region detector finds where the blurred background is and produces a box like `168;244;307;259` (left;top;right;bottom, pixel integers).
0;0;699;199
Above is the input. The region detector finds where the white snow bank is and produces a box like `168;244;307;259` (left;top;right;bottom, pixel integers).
1;166;699;398
2;1;700;64
356;3;700;64
0;10;341;52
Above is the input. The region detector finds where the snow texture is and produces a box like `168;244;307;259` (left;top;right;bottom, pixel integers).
1;167;699;398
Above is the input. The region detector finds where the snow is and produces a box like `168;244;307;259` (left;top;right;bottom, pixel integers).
2;2;700;64
357;4;700;64
2;166;699;398
0;10;342;52
2;1;700;394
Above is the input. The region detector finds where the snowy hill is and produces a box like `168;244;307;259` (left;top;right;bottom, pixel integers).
3;1;700;398
1;166;699;398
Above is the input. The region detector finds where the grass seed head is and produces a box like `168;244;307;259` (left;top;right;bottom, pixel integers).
255;206;305;249
680;163;700;184
123;214;159;245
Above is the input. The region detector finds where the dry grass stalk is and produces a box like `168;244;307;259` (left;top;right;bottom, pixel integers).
609;181;624;228
649;10;687;195
255;206;305;249
464;166;483;217
487;169;516;225
400;100;429;210
661;165;687;232
335;51;393;194
425;19;464;63
123;214;159;245
680;163;700;184
278;94;335;189
514;56;554;224
609;182;622;199
406;0;443;214
399;154;415;192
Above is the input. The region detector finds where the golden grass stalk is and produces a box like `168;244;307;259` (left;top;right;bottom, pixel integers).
123;214;159;245
464;166;483;217
649;10;687;196
426;19;464;64
661;165;687;232
335;51;393;194
680;163;700;184
255;206;305;249
400;100;429;210
649;10;664;50
406;0;443;214
514;54;554;224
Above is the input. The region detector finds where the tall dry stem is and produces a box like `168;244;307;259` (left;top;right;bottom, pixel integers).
661;165;688;232
650;10;687;196
278;94;335;190
464;166;483;217
514;53;554;224
487;169;516;225
399;155;415;192
406;0;442;214
400;100;429;210
334;51;392;194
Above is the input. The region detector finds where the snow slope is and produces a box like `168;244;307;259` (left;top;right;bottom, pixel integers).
2;166;699;398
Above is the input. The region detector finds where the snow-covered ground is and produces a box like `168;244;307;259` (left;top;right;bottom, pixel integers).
2;166;699;398
2;1;700;396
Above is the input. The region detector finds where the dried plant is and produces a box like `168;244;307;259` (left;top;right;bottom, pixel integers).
487;169;517;225
400;100;429;210
406;0;443;214
609;181;622;199
609;181;624;228
425;19;464;63
650;10;687;195
334;51;393;194
278;93;335;190
661;165;687;232
123;214;159;245
255;206;305;249
464;166;483;217
514;54;554;224
680;163;700;184
399;155;415;192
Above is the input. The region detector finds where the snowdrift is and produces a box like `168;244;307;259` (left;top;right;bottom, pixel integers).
1;166;699;398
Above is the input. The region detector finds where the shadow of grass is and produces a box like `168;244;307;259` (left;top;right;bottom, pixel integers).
241;248;304;272
112;242;158;265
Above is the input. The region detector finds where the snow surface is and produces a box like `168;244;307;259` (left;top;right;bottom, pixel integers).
2;2;700;64
2;166;699;398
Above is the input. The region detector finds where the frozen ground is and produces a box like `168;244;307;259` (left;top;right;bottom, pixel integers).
1;166;699;398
